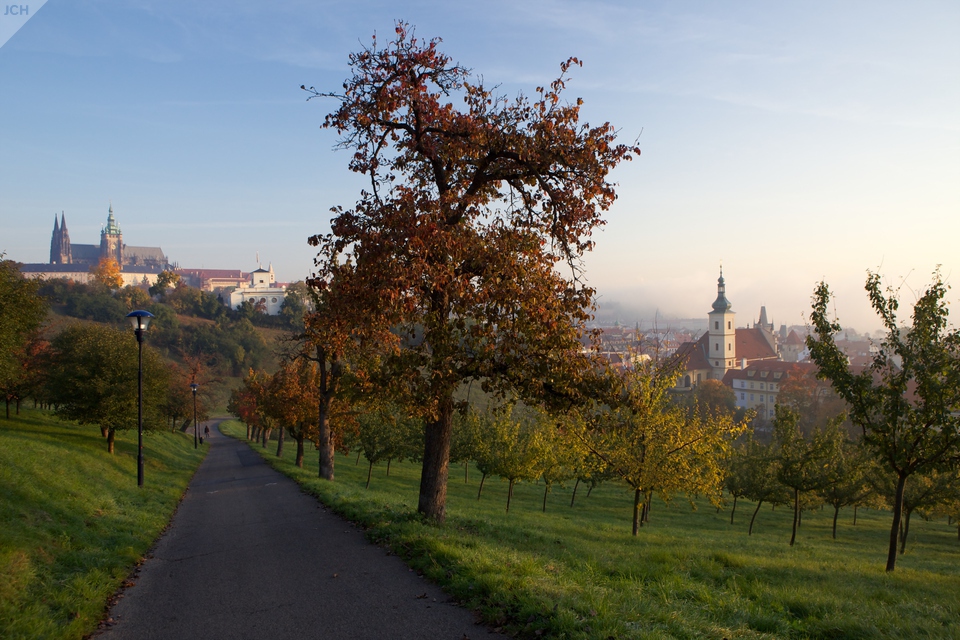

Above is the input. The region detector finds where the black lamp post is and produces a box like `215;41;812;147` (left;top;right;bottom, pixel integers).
191;382;199;448
126;310;154;487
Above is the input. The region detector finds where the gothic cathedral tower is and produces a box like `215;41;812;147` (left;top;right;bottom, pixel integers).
99;205;123;265
707;267;736;379
50;212;71;264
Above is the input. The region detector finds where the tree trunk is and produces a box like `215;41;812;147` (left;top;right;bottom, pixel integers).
587;482;595;498
790;488;800;546
101;426;109;438
832;505;840;539
16;397;20;415
317;390;335;481
730;494;738;525
632;488;641;536
246;423;251;440
900;507;914;555
640;501;647;527
356;450;362;465
418;393;454;523
749;499;764;536
107;428;115;454
386;458;392;476
542;482;550;513
570;478;580;508
477;472;487;500
886;473;908;572
366;459;374;489
262;428;271;448
275;427;285;457
506;479;515;513
295;434;304;468
644;495;651;523
854;505;858;525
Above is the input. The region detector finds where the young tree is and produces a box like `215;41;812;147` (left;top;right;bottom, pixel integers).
574;362;746;535
773;406;843;546
734;434;788;536
817;439;873;539
306;24;638;522
47;324;168;452
808;271;960;571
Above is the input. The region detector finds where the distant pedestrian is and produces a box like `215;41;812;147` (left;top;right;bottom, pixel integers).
204;425;210;438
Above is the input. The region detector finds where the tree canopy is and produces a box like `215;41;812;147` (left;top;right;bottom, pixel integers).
808;270;960;571
305;23;638;521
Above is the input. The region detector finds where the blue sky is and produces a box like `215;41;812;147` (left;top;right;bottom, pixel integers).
1;1;957;332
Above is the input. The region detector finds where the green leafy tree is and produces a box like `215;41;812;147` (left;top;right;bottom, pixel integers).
306;24;638;522
774;406;844;546
0;259;47;396
149;270;181;297
808;270;960;571
574;362;746;535
46;324;168;452
734;434;789;535
817;438;873;539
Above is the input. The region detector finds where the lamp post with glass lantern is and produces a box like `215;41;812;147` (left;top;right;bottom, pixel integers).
126;310;154;487
191;382;199;448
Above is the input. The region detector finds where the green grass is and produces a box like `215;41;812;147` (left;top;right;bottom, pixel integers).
225;420;960;639
0;409;206;640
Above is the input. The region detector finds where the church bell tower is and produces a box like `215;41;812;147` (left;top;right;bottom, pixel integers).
707;267;736;378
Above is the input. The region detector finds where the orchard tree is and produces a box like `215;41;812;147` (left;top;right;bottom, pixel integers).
0;258;46;397
574;362;746;535
773;406;843;546
47;324;168;452
808;270;960;571
305;24;638;522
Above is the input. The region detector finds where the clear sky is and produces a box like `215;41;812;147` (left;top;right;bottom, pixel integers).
1;1;957;333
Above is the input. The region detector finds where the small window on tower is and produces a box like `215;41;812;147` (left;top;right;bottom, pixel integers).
728;321;731;329
715;321;719;330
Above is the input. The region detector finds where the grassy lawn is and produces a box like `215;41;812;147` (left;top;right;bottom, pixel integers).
0;409;206;640
224;420;960;639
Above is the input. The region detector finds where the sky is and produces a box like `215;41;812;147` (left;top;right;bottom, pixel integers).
1;0;958;333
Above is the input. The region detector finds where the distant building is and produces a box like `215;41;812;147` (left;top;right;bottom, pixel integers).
229;263;288;315
723;361;817;420
21;206;170;285
673;269;780;391
176;268;249;292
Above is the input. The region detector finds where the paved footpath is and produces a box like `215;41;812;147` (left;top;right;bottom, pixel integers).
97;421;498;640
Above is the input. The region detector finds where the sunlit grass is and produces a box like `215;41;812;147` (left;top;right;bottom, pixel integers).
0;409;206;640
224;420;960;639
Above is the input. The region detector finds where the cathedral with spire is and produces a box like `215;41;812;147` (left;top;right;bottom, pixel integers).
48;205;168;269
19;205;171;286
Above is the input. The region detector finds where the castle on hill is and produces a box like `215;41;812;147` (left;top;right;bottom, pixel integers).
20;205;290;314
49;206;168;269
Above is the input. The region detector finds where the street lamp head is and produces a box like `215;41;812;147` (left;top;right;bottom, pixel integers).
126;310;155;332
190;382;199;393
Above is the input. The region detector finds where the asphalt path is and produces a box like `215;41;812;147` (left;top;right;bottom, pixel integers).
97;420;498;640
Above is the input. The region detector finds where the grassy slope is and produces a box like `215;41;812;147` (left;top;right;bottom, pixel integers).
0;410;206;640
224;420;960;640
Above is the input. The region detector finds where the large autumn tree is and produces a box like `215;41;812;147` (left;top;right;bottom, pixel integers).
306;24;638;521
808;270;960;571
